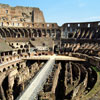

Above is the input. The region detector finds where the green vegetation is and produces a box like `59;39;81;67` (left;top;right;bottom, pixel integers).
82;66;100;100
92;66;100;74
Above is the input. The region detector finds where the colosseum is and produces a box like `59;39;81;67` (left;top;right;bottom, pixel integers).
0;3;100;100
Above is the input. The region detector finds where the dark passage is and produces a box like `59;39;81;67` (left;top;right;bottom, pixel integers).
55;62;65;100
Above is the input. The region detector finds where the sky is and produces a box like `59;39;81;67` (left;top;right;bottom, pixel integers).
0;0;100;26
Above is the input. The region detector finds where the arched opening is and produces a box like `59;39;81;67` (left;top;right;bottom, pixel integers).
18;34;20;38
3;28;11;37
10;57;12;60
16;63;20;70
42;29;46;37
8;28;16;38
16;63;19;67
38;29;42;37
1;52;4;56
6;58;9;62
28;29;32;37
12;64;14;68
23;29;28;37
0;28;6;37
22;49;25;53
26;49;29;53
34;30;37;37
68;33;73;38
3;68;6;72
18;29;24;37
24;45;28;48
8;66;10;69
38;53;41;56
20;45;23;48
54;45;59;54
2;76;9;99
32;29;35;37
13;79;20;99
47;29;51;36
28;53;30;57
18;50;21;54
56;29;61;39
5;31;10;37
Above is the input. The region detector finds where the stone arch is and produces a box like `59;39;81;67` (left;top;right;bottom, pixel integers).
24;44;29;48
13;28;18;33
3;68;6;72
8;66;10;70
13;77;20;99
1;28;7;37
0;28;6;37
47;29;51;36
33;29;37;37
2;76;9;99
16;63;20;71
42;29;46;37
52;29;56;37
54;45;59;54
12;64;15;68
17;34;21;38
25;29;30;37
31;29;35;37
3;28;11;37
22;49;25;53
8;28;17;38
37;29;42;37
6;58;9;62
28;29;32;37
18;28;24;37
18;49;21;54
56;29;61;39
26;49;29;53
16;63;20;67
20;45;23;48
23;28;28;37
0;32;4;38
13;28;21;38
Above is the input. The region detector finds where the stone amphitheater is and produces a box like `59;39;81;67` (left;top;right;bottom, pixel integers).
0;4;100;100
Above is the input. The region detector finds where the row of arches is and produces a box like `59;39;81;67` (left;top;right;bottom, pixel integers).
0;27;61;38
0;61;26;100
17;49;29;54
63;27;100;39
0;62;22;73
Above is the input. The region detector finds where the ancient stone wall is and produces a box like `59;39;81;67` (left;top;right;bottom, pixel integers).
0;4;45;24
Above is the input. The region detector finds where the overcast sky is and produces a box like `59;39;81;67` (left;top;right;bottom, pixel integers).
0;0;100;25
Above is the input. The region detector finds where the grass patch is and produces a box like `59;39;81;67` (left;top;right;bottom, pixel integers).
92;66;100;74
82;66;100;100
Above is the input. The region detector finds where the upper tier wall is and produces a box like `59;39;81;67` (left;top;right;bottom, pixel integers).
0;4;45;23
0;21;59;29
62;21;100;28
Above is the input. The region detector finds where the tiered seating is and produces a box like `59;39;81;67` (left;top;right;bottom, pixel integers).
70;28;100;39
60;42;100;56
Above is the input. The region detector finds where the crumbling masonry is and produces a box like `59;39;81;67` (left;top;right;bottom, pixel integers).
0;4;100;100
